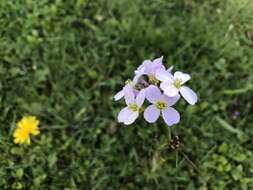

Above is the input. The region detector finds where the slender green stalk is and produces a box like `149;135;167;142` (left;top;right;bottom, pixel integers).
158;124;172;142
179;150;201;174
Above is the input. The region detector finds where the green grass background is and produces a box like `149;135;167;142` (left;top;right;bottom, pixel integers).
0;0;253;189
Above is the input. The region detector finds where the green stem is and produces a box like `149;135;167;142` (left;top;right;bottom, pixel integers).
179;150;201;174
158;124;172;142
176;151;178;168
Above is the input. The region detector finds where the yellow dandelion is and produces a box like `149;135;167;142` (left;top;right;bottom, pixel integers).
13;116;40;145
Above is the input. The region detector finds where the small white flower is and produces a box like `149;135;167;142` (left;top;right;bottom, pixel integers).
114;80;137;101
156;70;198;105
117;89;145;125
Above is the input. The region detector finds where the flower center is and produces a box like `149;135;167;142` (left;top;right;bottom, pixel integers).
155;101;167;110
173;78;182;89
148;75;159;85
128;104;138;112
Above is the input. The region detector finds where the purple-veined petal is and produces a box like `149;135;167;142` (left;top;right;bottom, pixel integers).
180;86;198;105
162;107;180;126
145;85;162;103
144;105;160;123
124;111;139;125
114;90;124;101
156;68;174;82
161;94;180;106
160;82;179;97
136;89;145;107
174;71;191;84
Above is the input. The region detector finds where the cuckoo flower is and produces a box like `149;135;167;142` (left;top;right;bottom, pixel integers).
144;85;180;126
117;89;145;125
134;56;165;84
114;80;138;101
156;70;198;105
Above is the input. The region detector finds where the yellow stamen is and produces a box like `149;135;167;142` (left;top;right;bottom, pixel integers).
128;104;138;112
148;75;159;85
155;101;167;110
173;78;182;89
125;79;132;85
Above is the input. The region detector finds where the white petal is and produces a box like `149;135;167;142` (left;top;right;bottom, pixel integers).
160;82;179;97
174;71;191;84
136;89;145;107
167;66;173;73
156;68;174;82
180;86;198;105
114;90;124;101
118;107;132;123
124;111;139;125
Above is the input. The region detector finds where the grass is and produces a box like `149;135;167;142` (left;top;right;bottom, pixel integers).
0;0;253;189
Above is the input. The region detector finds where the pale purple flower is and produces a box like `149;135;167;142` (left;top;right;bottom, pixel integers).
115;56;198;127
144;85;180;126
156;70;198;105
117;89;145;125
114;81;138;101
133;56;165;82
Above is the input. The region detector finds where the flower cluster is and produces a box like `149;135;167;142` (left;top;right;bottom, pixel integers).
114;56;197;126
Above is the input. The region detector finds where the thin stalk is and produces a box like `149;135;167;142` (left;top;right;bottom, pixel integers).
179;150;201;174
